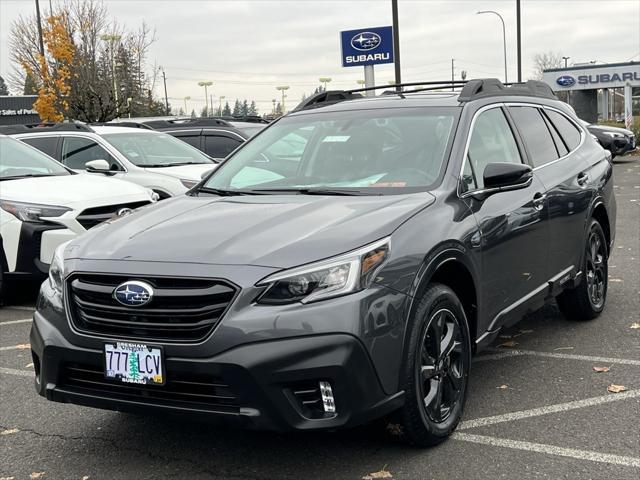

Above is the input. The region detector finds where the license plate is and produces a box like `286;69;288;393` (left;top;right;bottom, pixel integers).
104;342;164;385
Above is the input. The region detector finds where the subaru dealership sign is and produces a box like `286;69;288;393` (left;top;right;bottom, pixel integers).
543;62;640;91
340;26;394;67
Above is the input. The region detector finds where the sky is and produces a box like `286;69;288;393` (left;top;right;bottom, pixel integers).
1;0;639;114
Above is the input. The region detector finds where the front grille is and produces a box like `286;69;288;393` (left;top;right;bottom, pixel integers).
76;201;150;230
67;273;238;342
60;363;239;412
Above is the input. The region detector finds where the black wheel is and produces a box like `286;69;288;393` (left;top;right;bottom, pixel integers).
0;268;4;306
400;283;471;447
557;219;608;321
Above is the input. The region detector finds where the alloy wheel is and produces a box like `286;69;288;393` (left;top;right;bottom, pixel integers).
585;230;606;309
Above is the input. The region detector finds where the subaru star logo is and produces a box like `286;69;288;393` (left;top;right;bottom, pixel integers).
113;281;153;307
556;75;576;87
350;32;382;51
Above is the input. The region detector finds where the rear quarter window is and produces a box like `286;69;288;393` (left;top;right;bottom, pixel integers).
21;136;58;158
509;106;558;168
544;110;582;151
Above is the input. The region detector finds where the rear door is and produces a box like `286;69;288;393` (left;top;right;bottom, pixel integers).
460;105;550;330
507;105;591;279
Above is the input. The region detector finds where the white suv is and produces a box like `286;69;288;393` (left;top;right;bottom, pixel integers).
9;124;218;199
0;135;156;300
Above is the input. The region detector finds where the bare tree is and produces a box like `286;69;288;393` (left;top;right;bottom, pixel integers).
531;51;564;80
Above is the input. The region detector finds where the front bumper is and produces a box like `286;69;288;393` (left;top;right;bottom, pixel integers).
30;310;404;431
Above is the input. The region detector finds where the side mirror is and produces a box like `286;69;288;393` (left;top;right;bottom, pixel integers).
483;162;533;191
85;159;111;173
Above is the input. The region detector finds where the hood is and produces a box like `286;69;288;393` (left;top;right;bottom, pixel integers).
588;125;633;136
72;192;435;268
143;163;217;181
0;174;151;207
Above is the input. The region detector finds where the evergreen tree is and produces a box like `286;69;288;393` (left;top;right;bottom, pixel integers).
0;75;8;95
200;106;209;117
190;109;196;118
248;100;258;116
222;101;231;116
177;107;185;116
232;99;242;116
241;99;249;116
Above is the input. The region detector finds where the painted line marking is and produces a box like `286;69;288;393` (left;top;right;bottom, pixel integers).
2;306;35;312
452;432;640;468
0;344;30;352
460;389;640;430
0;367;32;377
0;318;32;326
474;348;640;366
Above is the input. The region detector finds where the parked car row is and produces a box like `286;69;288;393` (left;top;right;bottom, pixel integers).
579;120;636;158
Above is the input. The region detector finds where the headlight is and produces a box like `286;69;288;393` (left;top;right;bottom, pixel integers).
48;241;70;295
603;132;625;139
0;200;71;223
180;179;198;189
256;238;390;305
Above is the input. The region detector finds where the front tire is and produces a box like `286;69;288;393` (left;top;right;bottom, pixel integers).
557;219;608;321
400;283;471;447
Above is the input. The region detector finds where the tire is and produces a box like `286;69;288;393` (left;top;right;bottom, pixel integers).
399;283;471;447
0;268;4;306
557;219;608;321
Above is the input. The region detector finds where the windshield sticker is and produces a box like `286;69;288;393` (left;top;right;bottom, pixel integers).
370;182;407;187
322;135;351;143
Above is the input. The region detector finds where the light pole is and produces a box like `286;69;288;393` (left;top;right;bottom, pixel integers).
319;77;332;91
160;66;169;115
198;81;213;115
516;0;522;82
276;85;289;114
218;95;225;116
477;10;508;83
100;34;122;117
183;96;190;115
272;99;277;115
562;56;570;68
391;0;401;90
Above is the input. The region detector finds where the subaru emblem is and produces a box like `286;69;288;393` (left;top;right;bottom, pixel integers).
113;281;154;307
556;75;576;87
350;32;382;51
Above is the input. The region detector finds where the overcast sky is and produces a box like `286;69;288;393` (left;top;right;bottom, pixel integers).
1;0;639;113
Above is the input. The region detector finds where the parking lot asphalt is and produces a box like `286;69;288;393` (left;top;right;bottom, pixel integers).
1;158;639;480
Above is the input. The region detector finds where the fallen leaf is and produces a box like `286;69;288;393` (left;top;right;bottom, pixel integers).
499;334;512;339
0;476;16;480
497;384;509;390
592;366;610;373
0;428;19;435
82;477;90;480
362;470;393;480
15;344;30;350
499;341;518;348
630;323;640;330
386;423;403;437
29;473;45;480
26;363;34;368
607;384;627;393
554;346;574;351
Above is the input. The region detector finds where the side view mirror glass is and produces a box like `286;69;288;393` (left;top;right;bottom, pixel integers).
483;162;533;191
85;159;111;173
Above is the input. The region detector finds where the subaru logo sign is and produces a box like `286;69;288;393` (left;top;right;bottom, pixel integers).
350;32;381;51
556;75;576;87
113;281;153;307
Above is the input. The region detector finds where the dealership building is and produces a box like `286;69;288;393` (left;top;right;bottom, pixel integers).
542;61;639;126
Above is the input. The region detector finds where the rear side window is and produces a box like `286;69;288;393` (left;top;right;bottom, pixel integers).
61;137;116;170
173;134;201;149
204;135;242;158
465;107;522;190
509;106;558;168
21;136;58;158
544;110;582;151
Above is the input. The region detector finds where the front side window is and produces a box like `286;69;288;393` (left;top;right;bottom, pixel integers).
61;137;116;170
509;106;559;168
0;136;70;179
203;107;460;194
465;107;522;190
103;132;214;167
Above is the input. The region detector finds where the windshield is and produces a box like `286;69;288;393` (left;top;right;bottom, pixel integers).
203;107;459;195
103;131;214;167
0;136;70;180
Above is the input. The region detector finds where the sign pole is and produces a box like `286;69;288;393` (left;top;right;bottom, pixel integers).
364;65;375;97
624;83;633;131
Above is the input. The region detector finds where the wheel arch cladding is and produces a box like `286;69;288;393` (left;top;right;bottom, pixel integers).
591;203;611;255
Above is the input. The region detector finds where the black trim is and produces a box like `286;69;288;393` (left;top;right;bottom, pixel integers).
14;222;66;276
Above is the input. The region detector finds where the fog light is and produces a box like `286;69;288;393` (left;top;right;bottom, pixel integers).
319;381;336;413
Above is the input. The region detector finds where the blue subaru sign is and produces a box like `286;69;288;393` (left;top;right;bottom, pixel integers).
340;26;394;68
556;75;576;87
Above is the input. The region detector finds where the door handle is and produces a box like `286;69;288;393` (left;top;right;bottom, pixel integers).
533;192;546;211
577;172;589;186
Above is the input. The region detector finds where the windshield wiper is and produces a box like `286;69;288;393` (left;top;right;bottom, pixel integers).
0;173;59;181
144;162;211;168
197;187;258;196
247;188;369;196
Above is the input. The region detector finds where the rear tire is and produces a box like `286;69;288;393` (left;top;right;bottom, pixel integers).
399;283;471;447
557;219;608;321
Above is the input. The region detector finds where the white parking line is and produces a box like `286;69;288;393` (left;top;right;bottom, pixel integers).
0;318;32;326
0;344;30;352
2;306;35;312
459;389;640;430
452;432;640;468
0;367;32;377
474;348;640;366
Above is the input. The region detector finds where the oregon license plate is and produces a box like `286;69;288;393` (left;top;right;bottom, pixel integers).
104;342;164;385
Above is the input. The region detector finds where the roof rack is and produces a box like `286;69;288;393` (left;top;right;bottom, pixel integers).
292;78;557;112
214;115;270;124
143;118;233;129
91;121;154;130
0;122;94;135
